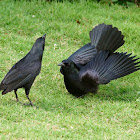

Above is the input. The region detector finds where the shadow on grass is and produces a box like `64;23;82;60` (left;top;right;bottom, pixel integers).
1;81;138;111
88;85;138;102
37;85;139;112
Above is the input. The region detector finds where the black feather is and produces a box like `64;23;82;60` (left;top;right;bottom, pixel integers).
67;23;124;68
90;23;124;52
82;51;140;85
58;23;139;97
0;34;46;105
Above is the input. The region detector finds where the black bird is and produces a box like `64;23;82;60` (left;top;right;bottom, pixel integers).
58;23;140;97
0;34;46;105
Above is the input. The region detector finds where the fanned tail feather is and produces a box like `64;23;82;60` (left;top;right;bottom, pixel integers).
90;23;125;53
81;51;140;85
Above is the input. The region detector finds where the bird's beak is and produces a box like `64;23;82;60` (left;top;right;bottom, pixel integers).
42;34;46;39
58;62;65;66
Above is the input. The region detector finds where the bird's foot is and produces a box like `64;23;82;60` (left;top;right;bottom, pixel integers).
23;103;38;108
11;99;19;102
24;102;33;106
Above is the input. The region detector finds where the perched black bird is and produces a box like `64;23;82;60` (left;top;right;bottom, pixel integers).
0;34;46;105
58;23;140;97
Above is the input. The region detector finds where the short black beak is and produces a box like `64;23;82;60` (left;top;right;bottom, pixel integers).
42;34;46;39
58;62;65;66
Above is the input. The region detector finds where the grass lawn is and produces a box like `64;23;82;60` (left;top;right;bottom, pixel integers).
0;0;140;139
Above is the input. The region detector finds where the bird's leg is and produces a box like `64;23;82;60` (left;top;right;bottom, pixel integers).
24;89;33;106
14;89;19;102
26;94;33;106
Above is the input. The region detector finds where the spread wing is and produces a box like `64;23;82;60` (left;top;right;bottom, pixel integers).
80;51;140;85
67;23;125;67
67;43;97;67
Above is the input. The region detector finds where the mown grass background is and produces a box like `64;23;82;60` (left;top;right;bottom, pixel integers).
0;0;140;139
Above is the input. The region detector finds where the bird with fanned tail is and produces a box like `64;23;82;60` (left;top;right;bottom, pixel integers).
58;23;140;97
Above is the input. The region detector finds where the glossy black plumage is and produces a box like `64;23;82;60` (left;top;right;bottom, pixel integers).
0;34;46;105
58;23;140;97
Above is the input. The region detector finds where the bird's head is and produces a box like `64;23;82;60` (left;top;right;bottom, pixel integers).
58;59;80;75
31;34;46;54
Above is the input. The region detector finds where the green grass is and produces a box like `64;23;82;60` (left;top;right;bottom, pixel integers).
0;0;140;139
